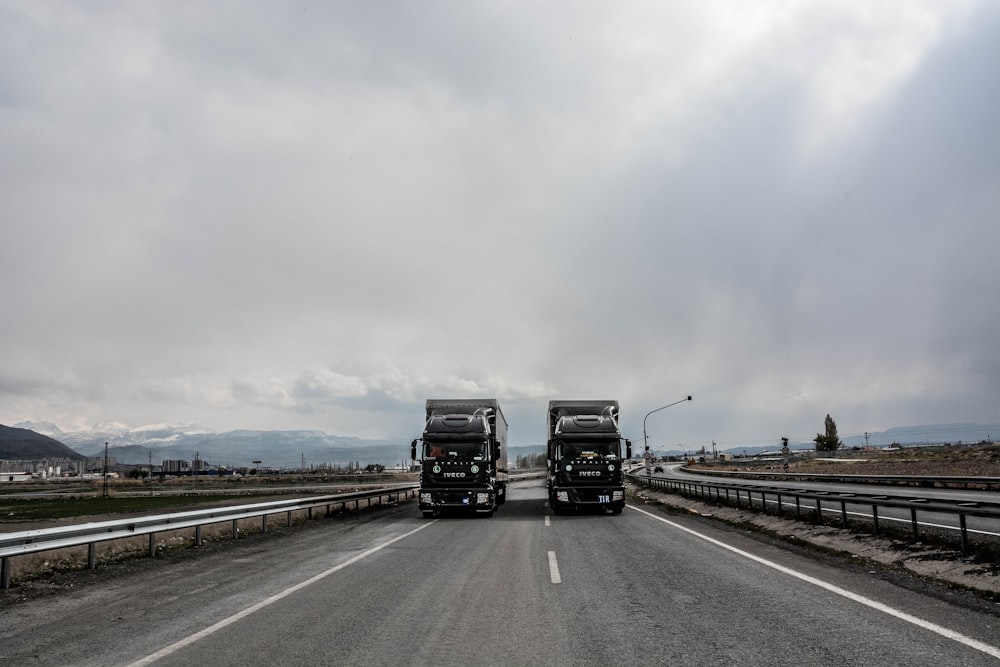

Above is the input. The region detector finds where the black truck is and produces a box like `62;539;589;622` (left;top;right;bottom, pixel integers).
411;399;509;517
547;400;632;515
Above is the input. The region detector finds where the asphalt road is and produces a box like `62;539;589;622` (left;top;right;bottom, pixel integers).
3;479;999;666
660;465;1000;540
666;464;1000;503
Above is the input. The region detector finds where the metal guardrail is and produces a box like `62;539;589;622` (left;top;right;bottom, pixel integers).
627;473;1000;553
0;484;418;589
675;466;1000;491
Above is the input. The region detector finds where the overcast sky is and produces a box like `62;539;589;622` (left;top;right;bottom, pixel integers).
2;1;998;449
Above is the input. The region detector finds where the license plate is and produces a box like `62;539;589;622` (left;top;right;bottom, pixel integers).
597;495;610;503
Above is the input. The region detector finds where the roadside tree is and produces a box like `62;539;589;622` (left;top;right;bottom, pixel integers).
814;413;842;451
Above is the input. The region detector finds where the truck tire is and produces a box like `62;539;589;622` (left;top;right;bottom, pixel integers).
422;511;435;519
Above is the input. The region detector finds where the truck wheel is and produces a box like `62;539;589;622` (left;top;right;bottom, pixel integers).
611;507;623;515
422;511;435;519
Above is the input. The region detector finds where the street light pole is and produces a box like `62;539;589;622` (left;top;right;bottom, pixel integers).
643;396;693;455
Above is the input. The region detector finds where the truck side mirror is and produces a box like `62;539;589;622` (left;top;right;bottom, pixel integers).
625;439;632;460
410;439;418;461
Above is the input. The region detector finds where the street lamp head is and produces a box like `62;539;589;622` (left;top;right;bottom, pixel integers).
642;395;693;452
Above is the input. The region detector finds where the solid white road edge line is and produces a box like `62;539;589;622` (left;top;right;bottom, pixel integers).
127;521;436;667
548;550;562;584
629;504;1000;659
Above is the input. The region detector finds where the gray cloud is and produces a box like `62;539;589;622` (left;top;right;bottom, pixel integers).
2;1;997;448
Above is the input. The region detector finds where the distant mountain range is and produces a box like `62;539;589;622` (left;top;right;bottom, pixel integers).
0;424;85;461
4;421;996;468
5;421;546;469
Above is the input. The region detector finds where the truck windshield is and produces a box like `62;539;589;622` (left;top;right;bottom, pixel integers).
424;441;487;460
560;440;620;460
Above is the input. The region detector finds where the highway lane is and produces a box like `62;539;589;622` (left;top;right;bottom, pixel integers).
666;464;1000;503
659;465;1000;540
2;479;998;666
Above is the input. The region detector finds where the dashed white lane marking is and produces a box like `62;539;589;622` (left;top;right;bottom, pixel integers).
128;522;436;666
545;515;551;527
548;551;562;584
630;505;1000;660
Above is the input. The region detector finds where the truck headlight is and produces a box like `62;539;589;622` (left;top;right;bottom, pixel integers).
420;493;432;503
476;493;490;504
613;490;624;501
556;491;569;502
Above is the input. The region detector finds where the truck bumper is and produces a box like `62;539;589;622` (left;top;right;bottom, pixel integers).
419;489;496;514
550;487;626;513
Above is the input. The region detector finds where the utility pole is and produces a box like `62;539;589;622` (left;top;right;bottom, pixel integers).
103;441;109;498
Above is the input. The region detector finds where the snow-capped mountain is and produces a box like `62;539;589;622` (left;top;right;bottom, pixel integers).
13;421;214;451
12;421;408;468
11;420;64;436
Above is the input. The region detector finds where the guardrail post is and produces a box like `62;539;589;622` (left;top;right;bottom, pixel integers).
1;556;10;590
287;511;293;528
910;507;919;540
872;505;880;535
149;533;157;558
959;513;969;553
840;501;848;528
814;498;821;524
262;515;268;533
195;525;203;546
795;497;801;519
232;519;239;540
776;493;782;517
88;543;97;569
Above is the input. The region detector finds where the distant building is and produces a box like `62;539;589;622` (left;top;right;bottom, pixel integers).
1;471;33;482
86;456;116;471
162;459;192;473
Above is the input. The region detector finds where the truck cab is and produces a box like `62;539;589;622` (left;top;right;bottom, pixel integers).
547;402;631;515
412;400;508;517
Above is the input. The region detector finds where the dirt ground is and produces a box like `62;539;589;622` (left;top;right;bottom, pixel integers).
743;443;1000;477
